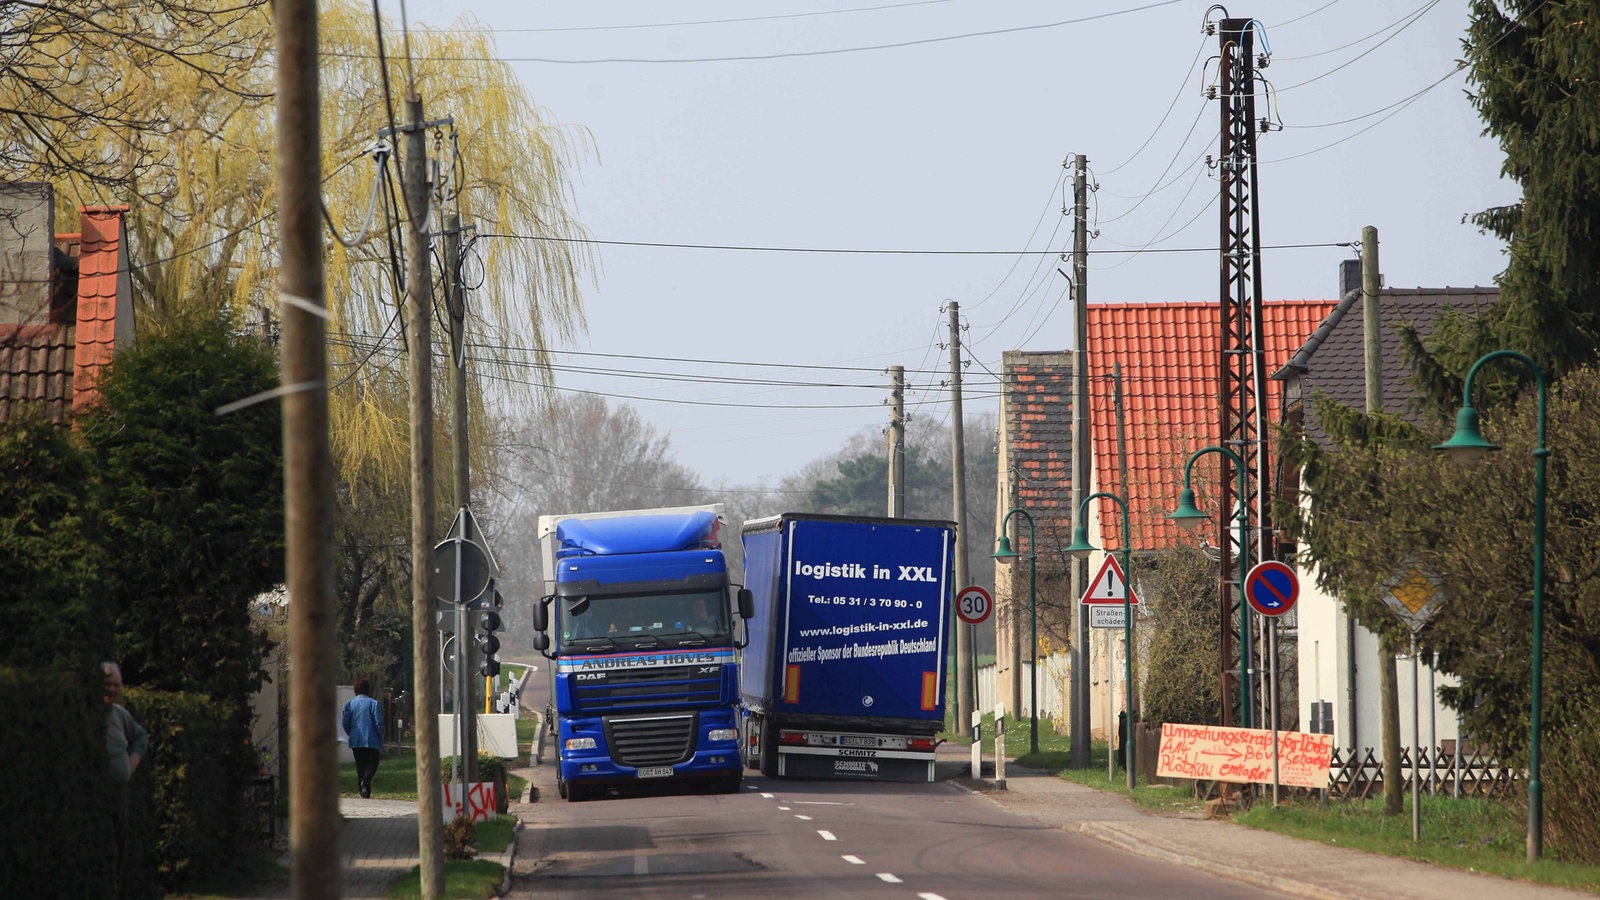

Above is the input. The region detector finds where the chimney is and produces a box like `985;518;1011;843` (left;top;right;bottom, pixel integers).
0;183;56;326
1339;258;1362;299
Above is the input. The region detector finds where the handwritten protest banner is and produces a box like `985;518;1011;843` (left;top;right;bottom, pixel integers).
1156;722;1334;789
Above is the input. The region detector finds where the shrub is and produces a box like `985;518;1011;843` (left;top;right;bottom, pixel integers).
124;687;256;893
443;816;477;860
0;667;115;898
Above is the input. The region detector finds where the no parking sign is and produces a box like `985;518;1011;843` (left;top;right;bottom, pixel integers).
1244;561;1299;617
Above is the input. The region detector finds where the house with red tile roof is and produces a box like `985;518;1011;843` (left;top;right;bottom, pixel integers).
0;182;134;426
990;295;1338;735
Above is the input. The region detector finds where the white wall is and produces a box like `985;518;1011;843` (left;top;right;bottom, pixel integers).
1296;558;1460;754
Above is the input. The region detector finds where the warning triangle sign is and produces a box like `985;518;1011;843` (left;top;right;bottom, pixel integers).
1080;554;1140;606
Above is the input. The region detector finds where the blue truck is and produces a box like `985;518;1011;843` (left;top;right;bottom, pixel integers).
740;513;956;782
531;505;752;801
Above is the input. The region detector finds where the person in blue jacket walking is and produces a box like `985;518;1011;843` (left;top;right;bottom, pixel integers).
343;678;384;798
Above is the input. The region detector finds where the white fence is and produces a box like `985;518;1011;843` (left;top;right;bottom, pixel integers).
975;651;1072;729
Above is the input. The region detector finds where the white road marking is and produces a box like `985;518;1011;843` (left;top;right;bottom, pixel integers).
777;806;791;811
841;855;865;865
792;800;851;806
760;792;774;799
817;830;837;841
877;873;902;883
918;894;948;900
794;814;812;821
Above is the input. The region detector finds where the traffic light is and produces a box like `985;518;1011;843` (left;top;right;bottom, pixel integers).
476;609;502;677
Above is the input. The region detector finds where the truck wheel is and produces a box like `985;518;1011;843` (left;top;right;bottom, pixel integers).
564;782;590;802
757;718;779;778
714;772;743;794
557;779;568;800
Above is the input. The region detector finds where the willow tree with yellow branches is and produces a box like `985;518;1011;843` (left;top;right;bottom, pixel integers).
2;0;591;496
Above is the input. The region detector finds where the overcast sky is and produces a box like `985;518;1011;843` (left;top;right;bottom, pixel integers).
393;0;1517;488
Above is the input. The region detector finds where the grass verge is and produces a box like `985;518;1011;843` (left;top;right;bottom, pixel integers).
385;859;504;900
1235;795;1600;891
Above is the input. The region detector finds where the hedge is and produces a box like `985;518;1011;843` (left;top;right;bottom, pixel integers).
0;667;116;898
123;687;258;895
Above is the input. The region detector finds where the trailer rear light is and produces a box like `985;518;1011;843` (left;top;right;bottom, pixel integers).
707;728;738;742
565;737;597;751
778;731;808;746
907;738;936;752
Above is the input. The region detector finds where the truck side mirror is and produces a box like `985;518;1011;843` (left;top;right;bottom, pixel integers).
533;633;550;654
737;587;754;620
533;595;552;632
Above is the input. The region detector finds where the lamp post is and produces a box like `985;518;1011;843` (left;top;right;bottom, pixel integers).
1066;491;1135;790
994;508;1039;755
1433;349;1548;864
1168;445;1252;729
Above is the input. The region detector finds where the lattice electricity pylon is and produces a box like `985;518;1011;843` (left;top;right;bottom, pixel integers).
1214;16;1274;730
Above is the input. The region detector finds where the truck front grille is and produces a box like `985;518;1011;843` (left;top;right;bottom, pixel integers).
571;663;724;713
606;714;696;767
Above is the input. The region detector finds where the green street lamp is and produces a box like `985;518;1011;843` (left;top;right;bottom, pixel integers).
994;508;1039;755
1067;491;1135;790
1169;445;1253;729
1433;349;1549;864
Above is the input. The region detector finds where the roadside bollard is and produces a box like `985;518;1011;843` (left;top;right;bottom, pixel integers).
994;701;1007;790
971;709;983;780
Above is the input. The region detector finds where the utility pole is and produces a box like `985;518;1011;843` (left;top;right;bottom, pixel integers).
887;365;905;518
948;303;973;730
445;213;479;790
277;4;340;896
1214;16;1270;731
1069;154;1092;768
402;95;445;898
1362;226;1403;817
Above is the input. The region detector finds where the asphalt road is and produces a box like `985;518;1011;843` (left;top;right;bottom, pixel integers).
508;661;1278;899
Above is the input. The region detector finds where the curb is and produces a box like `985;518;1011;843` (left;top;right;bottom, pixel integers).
1071;820;1350;899
494;817;521;897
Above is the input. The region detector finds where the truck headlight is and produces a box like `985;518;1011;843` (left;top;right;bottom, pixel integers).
565;737;597;750
707;728;738;742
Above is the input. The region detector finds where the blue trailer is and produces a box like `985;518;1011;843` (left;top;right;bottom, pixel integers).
740;513;955;781
532;506;753;801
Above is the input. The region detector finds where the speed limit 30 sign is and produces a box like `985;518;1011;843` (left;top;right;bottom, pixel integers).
956;585;993;625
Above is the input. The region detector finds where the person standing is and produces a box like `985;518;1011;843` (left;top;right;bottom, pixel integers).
104;661;148;893
343;678;384;799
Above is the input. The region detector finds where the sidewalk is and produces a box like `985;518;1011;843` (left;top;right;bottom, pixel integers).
261;794;517;899
946;743;1594;900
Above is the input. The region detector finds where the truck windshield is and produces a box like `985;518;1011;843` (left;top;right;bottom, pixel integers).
559;588;730;650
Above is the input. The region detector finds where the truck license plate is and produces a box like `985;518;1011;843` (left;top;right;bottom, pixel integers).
635;766;674;779
839;736;877;748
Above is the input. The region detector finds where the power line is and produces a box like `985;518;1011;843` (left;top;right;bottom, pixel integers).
380;0;957;35
321;1;1189;65
478;231;1345;257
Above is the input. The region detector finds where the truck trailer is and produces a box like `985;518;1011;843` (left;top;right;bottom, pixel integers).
532;505;752;801
740;513;955;782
